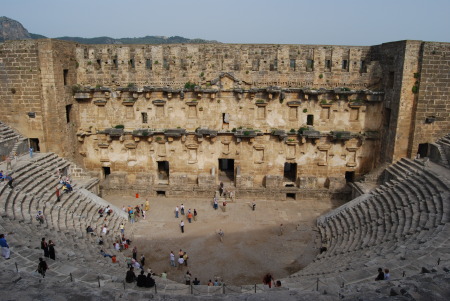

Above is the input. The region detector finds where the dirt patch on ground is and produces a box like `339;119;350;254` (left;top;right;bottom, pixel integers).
104;194;342;285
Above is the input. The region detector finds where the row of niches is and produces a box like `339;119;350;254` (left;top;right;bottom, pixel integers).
74;86;384;103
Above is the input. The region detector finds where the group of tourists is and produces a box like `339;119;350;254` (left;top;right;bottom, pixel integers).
375;268;391;281
0;170;14;189
123;201;149;224
41;237;56;260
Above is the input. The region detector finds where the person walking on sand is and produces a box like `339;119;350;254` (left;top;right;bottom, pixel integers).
170;251;176;267
145;199;150;211
175;206;179;218
193;209;198;221
180;220;185;233
279;224;284;236
187;210;193;223
218;229;224;242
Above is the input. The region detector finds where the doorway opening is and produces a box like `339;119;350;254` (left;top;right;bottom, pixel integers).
286;193;296;200
218;159;234;182
417;143;429;158
283;163;297;182
157;161;170;181
345;171;355;183
103;167;111;178
29;138;40;152
156;191;166;197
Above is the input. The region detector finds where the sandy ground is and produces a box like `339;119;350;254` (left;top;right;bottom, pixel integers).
104;194;343;285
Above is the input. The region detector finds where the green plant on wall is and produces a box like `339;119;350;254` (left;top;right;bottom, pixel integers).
303;108;308;113
319;74;323;79
114;124;125;129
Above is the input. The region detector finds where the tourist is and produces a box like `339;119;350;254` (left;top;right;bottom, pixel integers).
142;209;146;220
208;279;213;286
136;270;147;287
132;258;141;270
218;229;224;242
97;236;104;245
29;147;33;158
100;249;113;258
120;223;125;235
180;220;185;233
6;156;12;170
187;210;193;223
384;269;390;280
177;256;184;270
41;237;49;258
183;251;189;266
252;202;256;211
193;209;198;221
48;240;56;260
0;234;10;259
132;246;137;260
140;254;145;267
214;279;220;286
279;224;284;236
222;200;227;212
193;277;200;285
145;199;150;211
170;251;176;267
37;257;48;278
180;203;185;215
55;186;60;202
36;211;45;225
122;205;126;212
114;240;120;252
125;267;136;283
5;174;13;189
219;182;224;196
0;170;3;181
130;211;135;224
161;271;167;279
145;272;155;288
229;191;234;201
178;249;184;258
375;268;384;281
175;206;179;218
185;270;192;285
275;280;282;287
102;225;108;235
213;197;218;210
263;273;273;288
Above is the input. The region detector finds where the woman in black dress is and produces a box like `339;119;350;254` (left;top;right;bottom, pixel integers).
48;240;56;260
41;238;49;258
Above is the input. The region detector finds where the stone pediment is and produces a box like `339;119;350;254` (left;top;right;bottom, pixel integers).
210;72;251;90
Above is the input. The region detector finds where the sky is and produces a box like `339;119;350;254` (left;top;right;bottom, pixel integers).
2;0;450;45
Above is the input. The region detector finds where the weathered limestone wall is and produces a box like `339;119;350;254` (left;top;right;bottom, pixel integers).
74;44;382;90
0;40;43;140
410;42;450;153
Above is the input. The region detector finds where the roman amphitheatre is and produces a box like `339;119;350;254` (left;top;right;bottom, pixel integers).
0;37;449;300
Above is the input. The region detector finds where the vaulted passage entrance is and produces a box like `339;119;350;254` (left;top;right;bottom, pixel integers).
284;163;297;182
218;159;234;182
157;161;169;183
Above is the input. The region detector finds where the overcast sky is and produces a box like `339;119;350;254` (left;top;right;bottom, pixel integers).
3;0;450;45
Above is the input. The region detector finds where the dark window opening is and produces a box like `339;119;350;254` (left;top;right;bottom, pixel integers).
345;171;355;183
222;113;229;124
384;108;391;127
218;159;234;182
63;69;68;86
306;59;314;71
417;143;429;158
307;114;314;126
129;59;135;69
388;71;395;89
29;138;40;152
157;161;169;180
285;184;295;187
146;59;152;70
284;163;297;182
342;60;348;70
65;104;72;123
325;59;331;70
141;112;148;124
103;167;111;178
156;190;166;196
290;59;296;71
113;58;118;68
286;193;296;200
360;60;367;73
96;59;101;68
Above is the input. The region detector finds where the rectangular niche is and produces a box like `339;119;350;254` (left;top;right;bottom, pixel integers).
98;106;105;118
257;106;266;119
188;105;197;118
289;107;298;121
126;106;134;119
188;149;197;163
321;107;330;120
287;145;296;160
350;108;359;121
156;106;164;118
